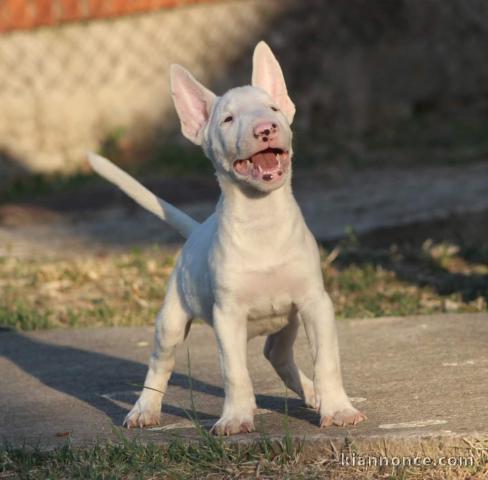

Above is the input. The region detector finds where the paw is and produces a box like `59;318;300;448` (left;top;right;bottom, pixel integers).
123;401;161;429
320;407;366;427
211;416;255;436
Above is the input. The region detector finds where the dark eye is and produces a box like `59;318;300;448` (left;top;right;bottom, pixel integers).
270;106;279;112
223;115;233;123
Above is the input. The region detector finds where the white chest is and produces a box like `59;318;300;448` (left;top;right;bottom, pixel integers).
235;261;311;319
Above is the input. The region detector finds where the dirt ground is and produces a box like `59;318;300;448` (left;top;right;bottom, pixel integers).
1;161;488;258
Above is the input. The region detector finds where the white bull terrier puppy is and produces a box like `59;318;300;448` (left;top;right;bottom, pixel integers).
88;41;366;435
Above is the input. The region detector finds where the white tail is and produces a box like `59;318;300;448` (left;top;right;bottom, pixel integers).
87;153;199;239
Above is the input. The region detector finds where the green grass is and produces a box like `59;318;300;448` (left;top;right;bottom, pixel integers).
1;435;299;480
0;302;53;331
0;436;303;480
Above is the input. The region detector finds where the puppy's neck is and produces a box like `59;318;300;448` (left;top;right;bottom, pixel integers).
216;174;299;229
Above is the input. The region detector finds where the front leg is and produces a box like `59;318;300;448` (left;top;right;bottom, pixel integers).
298;291;366;427
124;278;192;428
211;304;256;435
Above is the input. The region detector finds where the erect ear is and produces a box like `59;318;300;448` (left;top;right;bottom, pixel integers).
170;64;216;145
252;41;295;124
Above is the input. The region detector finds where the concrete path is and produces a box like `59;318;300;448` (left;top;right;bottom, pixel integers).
1;313;487;452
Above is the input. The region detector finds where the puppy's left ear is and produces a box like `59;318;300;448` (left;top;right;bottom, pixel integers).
252;41;295;124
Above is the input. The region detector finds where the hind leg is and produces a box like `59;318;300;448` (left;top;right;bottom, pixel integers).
263;312;318;409
124;277;192;428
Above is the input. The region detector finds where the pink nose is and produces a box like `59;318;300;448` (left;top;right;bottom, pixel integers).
253;122;278;141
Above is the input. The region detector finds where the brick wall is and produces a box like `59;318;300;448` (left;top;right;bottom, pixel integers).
0;0;220;32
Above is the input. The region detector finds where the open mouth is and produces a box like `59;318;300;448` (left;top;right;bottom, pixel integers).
233;148;289;182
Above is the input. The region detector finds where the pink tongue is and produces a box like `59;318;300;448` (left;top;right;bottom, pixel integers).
251;151;278;170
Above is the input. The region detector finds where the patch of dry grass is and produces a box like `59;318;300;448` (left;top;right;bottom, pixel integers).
0;247;174;330
0;239;486;331
1;434;486;479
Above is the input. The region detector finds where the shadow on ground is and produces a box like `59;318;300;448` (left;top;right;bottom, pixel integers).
0;331;315;429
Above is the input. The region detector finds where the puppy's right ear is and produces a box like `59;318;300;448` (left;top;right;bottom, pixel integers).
170;65;216;145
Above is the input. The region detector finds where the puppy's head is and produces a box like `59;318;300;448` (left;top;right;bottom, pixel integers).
170;42;295;193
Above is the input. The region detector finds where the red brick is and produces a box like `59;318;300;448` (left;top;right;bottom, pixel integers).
59;0;81;21
0;0;221;32
111;0;127;16
3;0;28;30
87;0;104;17
35;0;53;26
